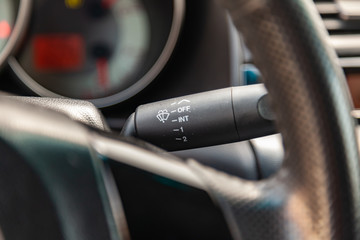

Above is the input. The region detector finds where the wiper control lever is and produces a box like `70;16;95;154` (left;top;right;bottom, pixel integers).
122;84;275;151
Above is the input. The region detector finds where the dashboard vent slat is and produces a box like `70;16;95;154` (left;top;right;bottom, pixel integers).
316;2;338;15
324;19;360;33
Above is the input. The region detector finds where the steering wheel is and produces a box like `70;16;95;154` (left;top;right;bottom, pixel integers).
0;0;359;239
195;0;360;238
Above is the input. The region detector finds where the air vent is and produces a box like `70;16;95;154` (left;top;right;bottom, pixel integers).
315;0;360;68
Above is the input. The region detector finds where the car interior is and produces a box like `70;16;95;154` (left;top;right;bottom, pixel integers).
1;0;360;239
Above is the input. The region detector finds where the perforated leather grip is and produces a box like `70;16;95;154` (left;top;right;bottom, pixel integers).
189;0;360;239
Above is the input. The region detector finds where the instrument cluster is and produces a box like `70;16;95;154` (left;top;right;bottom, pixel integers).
0;0;243;129
1;0;186;107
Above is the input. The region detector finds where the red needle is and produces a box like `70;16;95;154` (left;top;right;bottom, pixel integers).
102;0;116;9
96;58;109;89
0;21;11;39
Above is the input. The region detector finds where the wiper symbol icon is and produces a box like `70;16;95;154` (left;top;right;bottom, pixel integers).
157;110;170;123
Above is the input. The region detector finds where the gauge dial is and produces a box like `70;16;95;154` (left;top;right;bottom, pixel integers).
10;0;185;107
0;0;30;69
16;0;149;100
0;0;15;50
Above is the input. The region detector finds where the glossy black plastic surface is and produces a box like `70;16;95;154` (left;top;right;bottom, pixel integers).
131;84;273;150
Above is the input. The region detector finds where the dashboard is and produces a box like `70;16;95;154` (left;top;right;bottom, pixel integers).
0;0;241;131
308;0;360;109
2;0;359;130
0;1;359;238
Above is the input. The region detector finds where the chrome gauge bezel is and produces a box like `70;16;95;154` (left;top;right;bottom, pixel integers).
9;0;185;108
0;0;31;69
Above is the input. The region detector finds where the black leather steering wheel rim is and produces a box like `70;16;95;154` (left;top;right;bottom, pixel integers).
186;0;360;239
